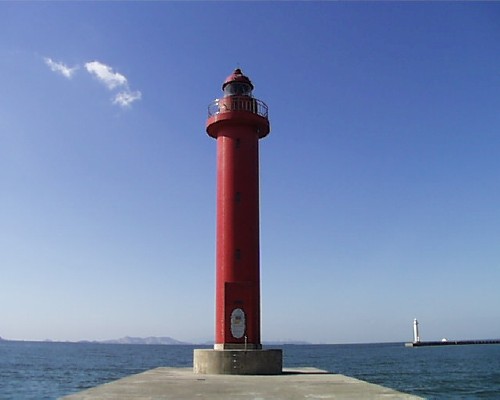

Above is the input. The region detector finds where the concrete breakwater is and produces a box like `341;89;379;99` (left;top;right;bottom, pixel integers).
60;367;423;399
405;339;500;347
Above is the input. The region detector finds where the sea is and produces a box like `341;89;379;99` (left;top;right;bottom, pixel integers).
1;341;499;399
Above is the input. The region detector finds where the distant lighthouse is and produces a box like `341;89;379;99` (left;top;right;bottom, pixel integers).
413;319;420;343
193;69;282;375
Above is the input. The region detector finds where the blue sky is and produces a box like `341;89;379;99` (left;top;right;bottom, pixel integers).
1;2;499;344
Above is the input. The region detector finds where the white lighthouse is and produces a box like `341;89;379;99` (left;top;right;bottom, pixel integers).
413;318;420;343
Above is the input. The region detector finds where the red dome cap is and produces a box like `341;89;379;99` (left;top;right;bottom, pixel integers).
222;68;254;91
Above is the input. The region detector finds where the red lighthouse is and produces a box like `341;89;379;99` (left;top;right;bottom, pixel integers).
194;69;282;374
207;69;269;350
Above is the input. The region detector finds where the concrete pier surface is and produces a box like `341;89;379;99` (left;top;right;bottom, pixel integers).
60;367;422;399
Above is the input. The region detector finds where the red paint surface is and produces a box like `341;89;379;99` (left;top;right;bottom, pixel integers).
206;71;270;348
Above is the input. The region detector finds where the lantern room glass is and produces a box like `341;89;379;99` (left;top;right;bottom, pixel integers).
223;82;253;97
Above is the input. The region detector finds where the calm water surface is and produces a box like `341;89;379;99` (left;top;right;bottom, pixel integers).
1;341;499;399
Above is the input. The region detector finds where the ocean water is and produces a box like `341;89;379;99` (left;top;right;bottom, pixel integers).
0;341;499;399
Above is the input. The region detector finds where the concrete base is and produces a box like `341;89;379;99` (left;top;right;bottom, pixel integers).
193;348;283;375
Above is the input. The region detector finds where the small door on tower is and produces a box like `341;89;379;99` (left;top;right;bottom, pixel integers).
224;281;258;344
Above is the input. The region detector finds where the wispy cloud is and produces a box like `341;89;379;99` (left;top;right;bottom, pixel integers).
113;90;142;108
84;61;128;90
44;56;142;109
44;57;79;79
85;60;142;108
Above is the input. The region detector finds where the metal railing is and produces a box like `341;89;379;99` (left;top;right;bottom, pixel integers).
208;96;268;119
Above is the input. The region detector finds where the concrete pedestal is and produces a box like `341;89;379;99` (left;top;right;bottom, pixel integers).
193;349;283;375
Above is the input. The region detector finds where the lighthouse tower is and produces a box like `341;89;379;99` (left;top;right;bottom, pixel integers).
413;319;420;343
193;69;282;375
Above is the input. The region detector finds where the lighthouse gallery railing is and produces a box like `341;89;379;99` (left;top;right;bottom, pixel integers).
208;96;268;119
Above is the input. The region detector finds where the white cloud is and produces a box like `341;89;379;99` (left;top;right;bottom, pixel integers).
84;61;128;90
44;57;78;79
44;57;142;108
84;60;142;108
113;90;142;108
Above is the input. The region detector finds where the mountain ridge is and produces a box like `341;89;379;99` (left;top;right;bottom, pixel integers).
0;335;311;345
95;336;187;345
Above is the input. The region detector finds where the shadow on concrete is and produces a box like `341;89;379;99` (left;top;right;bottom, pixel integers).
281;370;333;375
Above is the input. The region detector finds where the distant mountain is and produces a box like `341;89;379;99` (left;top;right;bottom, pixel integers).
263;340;311;345
98;336;188;345
0;335;311;346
